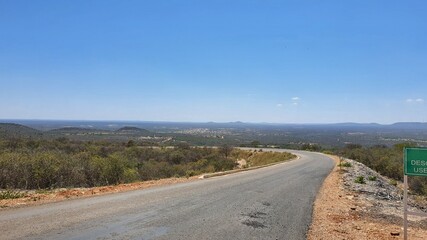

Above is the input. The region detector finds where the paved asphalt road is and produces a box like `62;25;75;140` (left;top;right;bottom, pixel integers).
0;150;334;240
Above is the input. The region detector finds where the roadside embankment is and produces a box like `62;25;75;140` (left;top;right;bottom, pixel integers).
308;155;427;240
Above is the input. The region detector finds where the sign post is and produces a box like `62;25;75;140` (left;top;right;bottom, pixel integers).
403;148;427;240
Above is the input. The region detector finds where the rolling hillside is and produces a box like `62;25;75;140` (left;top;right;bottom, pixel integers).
0;123;43;139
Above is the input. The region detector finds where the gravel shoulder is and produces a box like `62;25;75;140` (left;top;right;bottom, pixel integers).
0;177;200;209
308;155;427;240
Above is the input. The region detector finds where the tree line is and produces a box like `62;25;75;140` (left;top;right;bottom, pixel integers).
0;139;238;189
0;139;295;190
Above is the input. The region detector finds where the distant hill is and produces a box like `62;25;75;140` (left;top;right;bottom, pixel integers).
116;126;151;134
48;127;101;133
390;122;427;130
329;123;382;127
0;123;43;139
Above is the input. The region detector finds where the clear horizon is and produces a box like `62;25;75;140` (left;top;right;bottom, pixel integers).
1;118;426;126
1;1;426;124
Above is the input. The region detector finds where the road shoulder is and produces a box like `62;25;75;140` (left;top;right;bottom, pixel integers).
308;155;427;240
0;177;200;209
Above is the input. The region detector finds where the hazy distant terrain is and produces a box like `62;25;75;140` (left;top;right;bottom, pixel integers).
3;119;427;195
1;120;427;147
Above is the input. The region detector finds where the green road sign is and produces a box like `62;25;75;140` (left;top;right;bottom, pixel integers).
404;148;427;176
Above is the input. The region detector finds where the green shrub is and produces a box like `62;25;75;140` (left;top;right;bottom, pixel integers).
0;138;296;190
212;157;236;172
354;176;366;184
0;189;25;200
123;168;139;183
185;170;197;178
338;162;352;167
35;189;53;194
368;176;377;181
389;179;397;186
322;150;334;155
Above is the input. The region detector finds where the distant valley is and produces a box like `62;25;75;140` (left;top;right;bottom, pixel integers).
1;120;427;148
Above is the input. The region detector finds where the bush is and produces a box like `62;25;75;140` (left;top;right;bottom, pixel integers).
0;138;295;190
341;143;411;182
368;176;377;181
212;157;236;172
338;162;352;168
0;189;25;200
389;179;397;186
185;170;197;178
123;168;139;183
322;150;334;155
409;177;427;195
354;176;366;184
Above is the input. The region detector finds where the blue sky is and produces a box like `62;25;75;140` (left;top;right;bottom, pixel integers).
1;0;426;123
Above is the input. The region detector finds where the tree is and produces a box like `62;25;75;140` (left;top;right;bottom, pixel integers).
126;140;136;148
250;141;261;147
176;142;190;150
219;144;234;158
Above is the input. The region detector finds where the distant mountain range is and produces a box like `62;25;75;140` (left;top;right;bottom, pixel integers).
1;120;427;130
1;121;426;147
1;120;427;133
389;122;427;129
0;122;152;139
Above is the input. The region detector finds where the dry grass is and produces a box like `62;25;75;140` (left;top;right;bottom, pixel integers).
231;149;295;167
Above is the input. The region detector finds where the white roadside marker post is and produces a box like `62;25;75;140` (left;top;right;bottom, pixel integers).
404;174;408;240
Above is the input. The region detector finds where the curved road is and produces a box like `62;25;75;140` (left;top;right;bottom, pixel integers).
0;150;334;240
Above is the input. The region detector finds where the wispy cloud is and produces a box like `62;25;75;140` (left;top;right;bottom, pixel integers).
291;97;300;106
276;103;283;107
406;98;424;104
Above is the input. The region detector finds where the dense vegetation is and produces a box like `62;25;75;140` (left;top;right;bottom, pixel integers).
0;139;295;190
339;143;427;195
3;122;427;196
